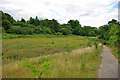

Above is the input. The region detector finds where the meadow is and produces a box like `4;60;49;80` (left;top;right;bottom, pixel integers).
1;9;118;79
2;34;103;78
2;34;90;64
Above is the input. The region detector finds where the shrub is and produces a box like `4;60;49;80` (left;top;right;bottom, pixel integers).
41;61;52;77
13;21;25;27
23;58;53;78
7;26;34;35
2;27;6;33
107;35;118;47
94;41;98;49
87;41;92;47
56;32;63;35
23;58;41;78
42;27;52;34
33;26;43;34
59;28;72;35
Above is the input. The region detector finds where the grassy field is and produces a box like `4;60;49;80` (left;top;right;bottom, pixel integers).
2;34;96;64
2;34;102;78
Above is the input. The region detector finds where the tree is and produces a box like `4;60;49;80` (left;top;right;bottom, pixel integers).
42;27;52;34
59;24;72;35
5;13;15;24
27;16;40;26
108;19;119;26
98;19;119;47
33;26;43;34
98;25;109;40
83;26;90;36
29;17;34;24
7;26;34;35
59;28;72;35
2;20;11;31
73;25;83;35
68;20;80;29
2;11;7;20
91;27;99;36
107;24;119;46
21;18;26;23
33;16;40;26
13;21;25;27
47;19;60;32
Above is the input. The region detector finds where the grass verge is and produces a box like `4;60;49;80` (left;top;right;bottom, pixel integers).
107;46;119;63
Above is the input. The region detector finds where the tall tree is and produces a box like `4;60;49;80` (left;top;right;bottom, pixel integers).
68;20;80;29
34;16;40;26
2;20;11;31
5;13;15;24
29;17;34;24
21;18;26;23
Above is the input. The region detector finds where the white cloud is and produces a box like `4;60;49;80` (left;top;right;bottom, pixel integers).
0;0;119;27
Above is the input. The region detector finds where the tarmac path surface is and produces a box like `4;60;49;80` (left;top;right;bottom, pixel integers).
99;45;118;78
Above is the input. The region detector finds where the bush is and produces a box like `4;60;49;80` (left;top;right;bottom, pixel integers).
33;26;43;34
42;27;52;34
59;28;72;35
87;41;92;47
23;58;41;78
20;27;34;35
7;26;34;35
13;21;35;28
73;26;83;35
56;32;63;35
23;58;53;78
13;21;25;27
2;27;6;33
107;35;118;47
94;41;98;49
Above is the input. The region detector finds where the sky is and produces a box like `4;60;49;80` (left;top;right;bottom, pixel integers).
0;0;119;27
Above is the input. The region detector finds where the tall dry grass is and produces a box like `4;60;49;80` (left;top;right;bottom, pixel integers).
50;44;103;78
2;44;103;78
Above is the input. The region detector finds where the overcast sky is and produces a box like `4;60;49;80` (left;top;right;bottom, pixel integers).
0;0;119;27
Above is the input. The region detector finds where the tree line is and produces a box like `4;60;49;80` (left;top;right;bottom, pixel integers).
98;19;119;47
1;11;119;47
2;11;98;36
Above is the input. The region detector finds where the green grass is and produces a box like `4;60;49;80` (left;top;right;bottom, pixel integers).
2;34;92;64
2;33;88;39
2;34;102;78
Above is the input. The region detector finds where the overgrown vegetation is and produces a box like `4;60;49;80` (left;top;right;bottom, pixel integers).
51;44;103;78
98;19;119;61
2;11;119;50
2;44;103;78
1;10;119;78
23;58;53;78
1;10;119;48
23;58;41;78
2;35;92;64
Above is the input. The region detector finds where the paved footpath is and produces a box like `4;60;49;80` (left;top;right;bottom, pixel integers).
99;45;118;78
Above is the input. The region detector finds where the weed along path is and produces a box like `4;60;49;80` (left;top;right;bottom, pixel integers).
98;45;118;78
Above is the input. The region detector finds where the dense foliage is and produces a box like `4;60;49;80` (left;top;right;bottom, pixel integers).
98;19;119;47
1;11;99;36
1;11;119;47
